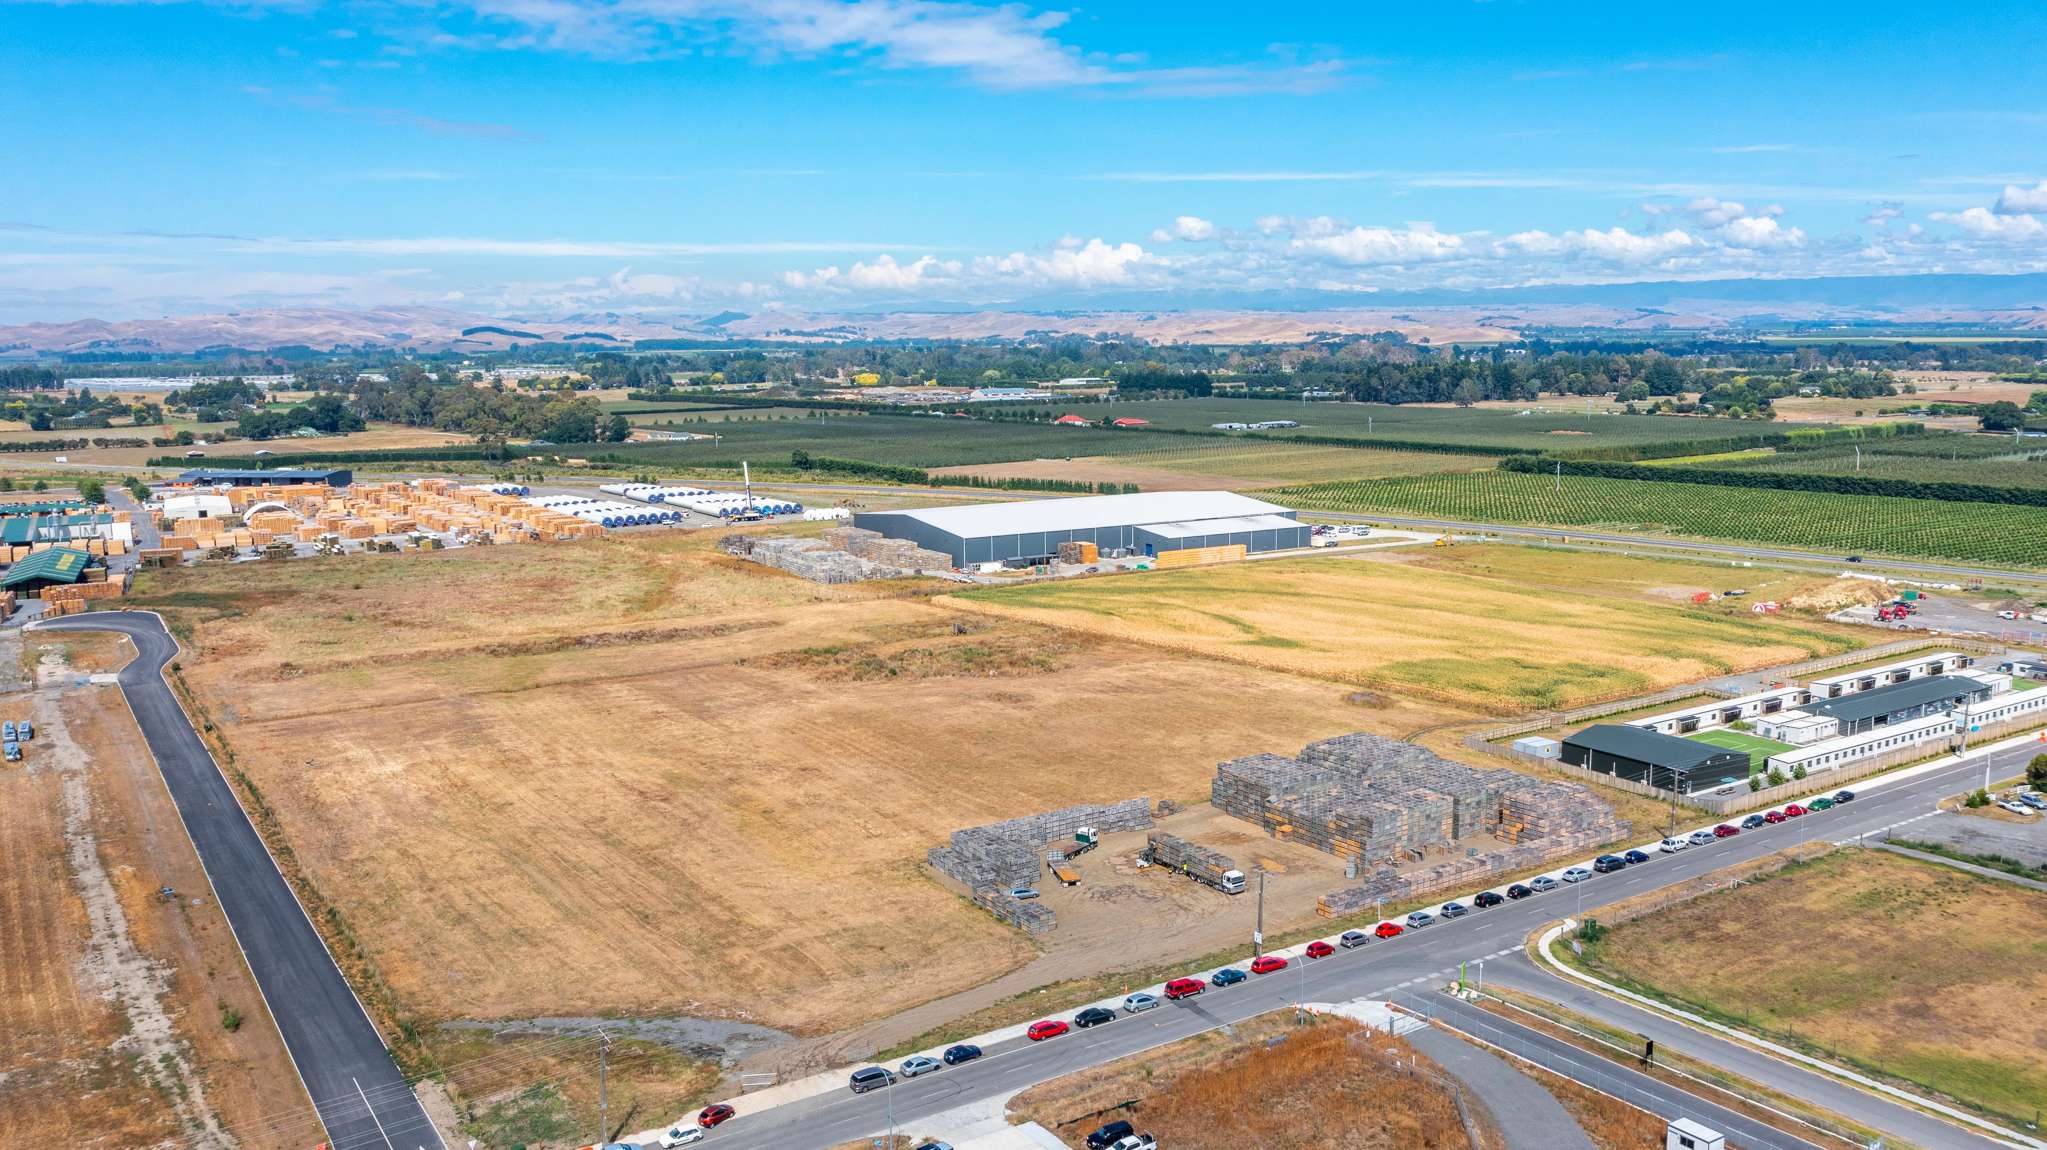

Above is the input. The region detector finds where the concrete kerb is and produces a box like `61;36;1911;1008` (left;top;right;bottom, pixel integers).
1534;921;2047;1150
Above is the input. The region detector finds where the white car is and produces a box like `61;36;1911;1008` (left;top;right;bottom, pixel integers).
658;1129;702;1149
1999;610;2019;620
1658;837;1688;853
1998;800;2037;816
1560;866;1593;883
1122;992;1161;1013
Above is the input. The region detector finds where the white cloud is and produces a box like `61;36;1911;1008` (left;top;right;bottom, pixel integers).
1719;215;1805;248
1932;206;2047;239
1864;204;1903;227
1500;227;1697;263
974;237;1154;285
1996;180;2047;214
1684;196;1748;227
1288;222;1468;266
1149;215;1216;243
231;235;917;257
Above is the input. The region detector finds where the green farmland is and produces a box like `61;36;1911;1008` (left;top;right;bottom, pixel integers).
1683;436;2047;491
1273;471;2047;568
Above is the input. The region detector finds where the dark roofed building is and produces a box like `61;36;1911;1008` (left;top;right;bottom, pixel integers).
1802;674;1992;736
171;468;351;488
0;547;93;594
1560;723;1751;795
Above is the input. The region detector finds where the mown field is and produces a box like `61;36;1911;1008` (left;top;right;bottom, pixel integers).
1274;471;2047;567
1578;849;2047;1125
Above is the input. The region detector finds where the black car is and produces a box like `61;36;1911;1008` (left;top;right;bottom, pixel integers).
1472;890;1505;909
1623;849;1652;865
1087;1121;1136;1150
1834;790;1856;803
1439;901;1468;918
1073;1006;1117;1028
1210;966;1248;986
1742;813;1768;829
1505;883;1534;900
942;1043;982;1066
1592;855;1626;874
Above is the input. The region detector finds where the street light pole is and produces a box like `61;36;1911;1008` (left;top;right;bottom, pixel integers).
1253;869;1265;964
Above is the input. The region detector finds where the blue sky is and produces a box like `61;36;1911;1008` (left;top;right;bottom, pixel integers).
3;0;2046;320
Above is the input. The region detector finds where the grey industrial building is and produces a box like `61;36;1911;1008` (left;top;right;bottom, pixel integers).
171;468;352;488
1560;723;1751;795
1800;674;1992;736
853;490;1310;567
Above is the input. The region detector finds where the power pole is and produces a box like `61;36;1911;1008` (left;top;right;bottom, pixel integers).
1253;870;1266;962
597;1030;611;1144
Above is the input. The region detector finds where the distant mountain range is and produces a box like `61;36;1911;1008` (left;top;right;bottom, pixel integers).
3;274;2045;356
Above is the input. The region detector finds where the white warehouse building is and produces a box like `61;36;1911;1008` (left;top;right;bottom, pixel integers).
854;490;1309;568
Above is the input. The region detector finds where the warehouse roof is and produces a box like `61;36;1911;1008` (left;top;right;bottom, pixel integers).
1;546;91;588
1136;513;1305;539
1565;724;1741;771
0;514;112;546
1803;675;1989;724
863;491;1295;537
0;500;91;516
174;468;347;483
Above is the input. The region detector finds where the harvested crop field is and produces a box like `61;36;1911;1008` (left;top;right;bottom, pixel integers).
949;549;1866;711
1578;849;2047;1124
134;533;1392;1038
933;440;1496;490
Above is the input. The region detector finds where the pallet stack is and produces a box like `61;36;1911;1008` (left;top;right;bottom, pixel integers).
928;798;1153;893
973;888;1056;935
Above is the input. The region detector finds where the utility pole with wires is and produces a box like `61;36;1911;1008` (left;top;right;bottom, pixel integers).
596;1029;611;1145
1554;460;1562;494
1253;870;1266;962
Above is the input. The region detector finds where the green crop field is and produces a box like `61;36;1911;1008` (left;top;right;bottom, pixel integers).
1112;440;1498;484
1272;471;2047;568
1686;728;1795;771
1684;437;2047;491
580;413;1161;469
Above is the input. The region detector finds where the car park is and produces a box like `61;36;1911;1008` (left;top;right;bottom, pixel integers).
1074;1007;1116;1028
698;1103;736;1126
1810;797;1835;811
899;1055;942;1078
1164;977;1206;999
1999;799;2037;816
1659;837;1688;853
1440;901;1469;918
1210;966;1248;986
848;1068;894;1094
1305;940;1335;958
1593;855;1626;873
658;1125;704;1147
1028;1019;1070;1041
1713;824;1739;838
1784;803;1808;818
1561;867;1593;883
1687;829;1717;846
1834;790;1855;803
1122;992;1161;1013
942;1043;982;1065
1764;809;1786;824
1339;929;1371;948
1086;1121;1136;1150
1741;814;1767;830
1530;875;1561;892
1505;883;1534;900
1473;890;1505;908
1623;849;1651;865
1010;887;1039;900
1251;954;1288;974
1407;909;1436;927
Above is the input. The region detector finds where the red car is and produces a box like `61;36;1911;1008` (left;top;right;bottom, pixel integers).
1250;954;1288;974
1764;809;1787;824
1374;921;1404;939
1027;1019;1069;1041
1164;977;1205;1000
698;1104;735;1128
1784;803;1808;818
1305;940;1335;959
1713;823;1739;838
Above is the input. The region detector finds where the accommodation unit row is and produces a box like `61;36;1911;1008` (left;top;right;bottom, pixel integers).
1629;651;1978;738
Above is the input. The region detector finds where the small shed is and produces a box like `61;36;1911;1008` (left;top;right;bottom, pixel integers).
1511;736;1561;759
1665;1118;1724;1150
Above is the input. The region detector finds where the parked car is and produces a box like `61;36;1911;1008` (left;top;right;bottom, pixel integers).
899;1055;942;1078
1593;855;1626;873
698;1103;736;1126
1339;929;1371;948
17;719;30;740
1623;848;1651;865
1784;803;1808;818
1687;829;1718;846
1010;887;1039;900
1108;1136;1158;1150
3;742;18;761
1561;867;1593;883
4;721;15;741
1073;1007;1116;1028
2000;610;2019;620
1251;954;1288;974
1741;814;1768;830
1764;809;1787;824
2019;793;2047;811
1374;920;1405;938
1305;940;1335;959
1210;966;1248;987
1810;797;1835;811
1473;890;1505;908
1710;824;1737;838
847;1068;894;1094
658;1125;703;1147
913;1143;955;1150
1407;909;1437;927
1028;1019;1070;1041
1530;875;1561;892
1164;977;1206;999
942;1043;982;1065
1998;799;2038;816
1086;1121;1136;1150
1834;790;1856;804
1440;901;1469;918
1659;837;1689;853
1505;883;1534;900
1122;992;1160;1013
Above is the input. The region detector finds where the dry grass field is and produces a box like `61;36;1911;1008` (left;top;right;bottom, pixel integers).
951;548;1867;711
0;421;475;466
1010;1015;1480;1150
1578;849;2047;1123
932;441;1496;491
134;534;1382;1040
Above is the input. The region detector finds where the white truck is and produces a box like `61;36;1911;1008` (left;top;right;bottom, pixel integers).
1143;833;1246;895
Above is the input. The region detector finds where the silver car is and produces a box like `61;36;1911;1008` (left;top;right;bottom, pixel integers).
1561;866;1593;883
1406;910;1435;928
1121;992;1161;1014
1529;875;1561;893
899;1055;942;1078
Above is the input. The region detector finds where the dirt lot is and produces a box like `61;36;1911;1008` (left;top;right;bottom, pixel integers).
134;533;1387;1043
1578;848;2047;1124
0;631;315;1149
1010;1014;1482;1150
1772;371;2041;427
950;547;1868;712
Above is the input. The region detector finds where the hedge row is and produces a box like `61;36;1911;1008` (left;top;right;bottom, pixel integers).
146;446;511;467
1552;422;1926;462
1500;453;2047;507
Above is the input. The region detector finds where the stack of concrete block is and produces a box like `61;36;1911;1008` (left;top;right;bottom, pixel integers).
928;798;1153;893
728;531;947;582
837;532;952;571
973;888;1057;934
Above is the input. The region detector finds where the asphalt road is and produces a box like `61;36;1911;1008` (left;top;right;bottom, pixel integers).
685;743;2040;1150
29;611;443;1150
